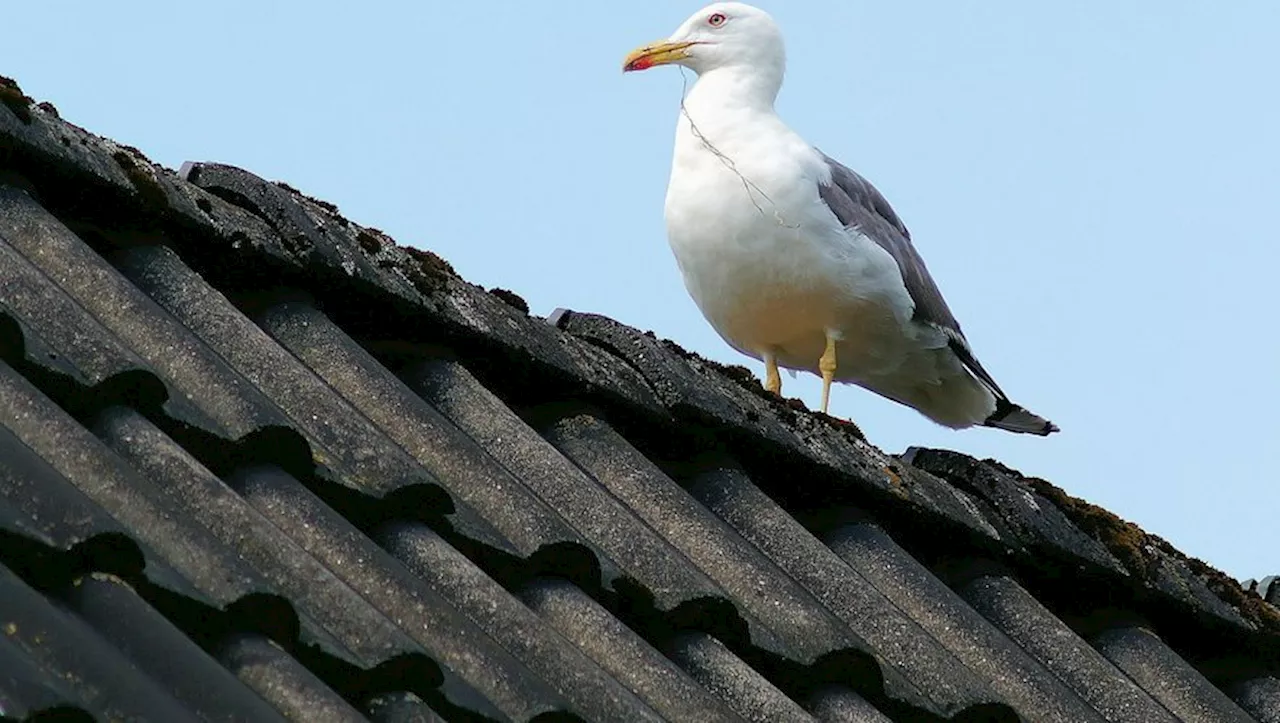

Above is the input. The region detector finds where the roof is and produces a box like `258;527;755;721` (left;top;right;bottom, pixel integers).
0;75;1277;722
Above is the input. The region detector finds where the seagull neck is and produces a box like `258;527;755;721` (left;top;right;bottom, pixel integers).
687;65;782;116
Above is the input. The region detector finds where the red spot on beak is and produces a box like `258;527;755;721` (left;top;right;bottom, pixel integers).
623;41;693;73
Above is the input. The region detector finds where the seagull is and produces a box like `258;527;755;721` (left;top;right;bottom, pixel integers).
624;2;1057;435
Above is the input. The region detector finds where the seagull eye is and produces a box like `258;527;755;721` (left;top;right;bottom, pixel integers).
707;12;727;27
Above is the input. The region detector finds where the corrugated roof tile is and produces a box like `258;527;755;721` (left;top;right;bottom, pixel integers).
1094;627;1257;723
0;359;245;604
544;413;863;666
257;300;610;564
957;573;1179;723
0;622;82;719
382;523;666;722
826;523;1108;722
228;463;572;720
0;563;198;722
92;405;426;669
367;691;450;723
217;635;366;723
667;633;816;722
804;686;895;723
1230;676;1280;723
689;465;1011;718
409;358;730;611
2;76;1275;721
520;578;745;723
66;572;287;721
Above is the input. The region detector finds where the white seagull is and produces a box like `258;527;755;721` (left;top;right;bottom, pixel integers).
624;2;1057;435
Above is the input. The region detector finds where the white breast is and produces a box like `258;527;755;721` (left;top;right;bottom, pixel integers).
663;108;916;377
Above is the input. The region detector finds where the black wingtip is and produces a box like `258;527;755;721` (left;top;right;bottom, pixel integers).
985;398;1059;436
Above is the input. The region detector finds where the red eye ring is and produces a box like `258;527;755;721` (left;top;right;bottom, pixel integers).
707;12;726;27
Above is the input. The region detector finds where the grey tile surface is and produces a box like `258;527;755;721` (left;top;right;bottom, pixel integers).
1;77;1276;722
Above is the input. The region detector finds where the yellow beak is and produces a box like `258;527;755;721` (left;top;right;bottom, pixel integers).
623;41;696;72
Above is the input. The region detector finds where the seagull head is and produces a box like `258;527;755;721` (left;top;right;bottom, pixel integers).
623;3;785;78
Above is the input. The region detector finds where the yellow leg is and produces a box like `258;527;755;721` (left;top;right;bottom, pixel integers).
763;351;781;396
819;334;838;414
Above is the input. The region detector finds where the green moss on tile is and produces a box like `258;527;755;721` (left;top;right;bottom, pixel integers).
488;287;529;314
1186;556;1280;630
405;246;456;278
274;180;340;215
1025;473;1280;632
111;149;169;209
1024;474;1153;576
654;334;863;438
0;76;33;124
401;245;459;296
356;231;382;254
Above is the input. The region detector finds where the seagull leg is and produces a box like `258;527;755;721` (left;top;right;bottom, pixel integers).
819;333;838;414
762;350;782;396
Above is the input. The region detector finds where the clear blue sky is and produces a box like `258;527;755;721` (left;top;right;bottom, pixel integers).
8;2;1276;581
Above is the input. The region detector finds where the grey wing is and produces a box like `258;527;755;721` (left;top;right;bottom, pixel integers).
816;152;1008;399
